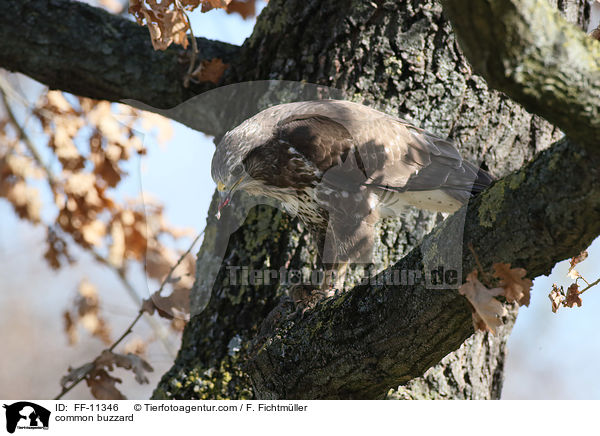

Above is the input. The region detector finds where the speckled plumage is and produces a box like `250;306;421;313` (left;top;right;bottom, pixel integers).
212;100;492;277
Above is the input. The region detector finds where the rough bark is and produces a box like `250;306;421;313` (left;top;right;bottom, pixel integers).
0;0;592;399
0;0;238;134
442;0;598;147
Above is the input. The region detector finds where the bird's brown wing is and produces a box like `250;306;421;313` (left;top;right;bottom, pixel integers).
362;123;492;203
274;110;491;204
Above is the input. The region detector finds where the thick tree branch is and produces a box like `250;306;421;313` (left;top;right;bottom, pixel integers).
441;0;600;147
0;0;239;134
248;136;600;399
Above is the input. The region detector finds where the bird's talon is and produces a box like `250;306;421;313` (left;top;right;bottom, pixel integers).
289;284;335;313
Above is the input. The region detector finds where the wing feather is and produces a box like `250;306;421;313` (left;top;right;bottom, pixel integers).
270;101;492;204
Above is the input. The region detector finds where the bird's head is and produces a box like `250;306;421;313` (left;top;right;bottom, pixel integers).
211;125;266;219
211;102;321;218
213;162;247;219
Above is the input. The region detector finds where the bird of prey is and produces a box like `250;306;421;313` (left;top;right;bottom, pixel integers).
212;100;492;292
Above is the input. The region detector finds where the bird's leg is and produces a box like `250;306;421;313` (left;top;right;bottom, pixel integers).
288;227;349;312
322;261;348;293
289;262;347;314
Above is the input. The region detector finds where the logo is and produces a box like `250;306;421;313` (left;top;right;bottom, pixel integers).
3;402;50;434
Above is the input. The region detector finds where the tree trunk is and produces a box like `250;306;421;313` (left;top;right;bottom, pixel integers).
151;0;588;399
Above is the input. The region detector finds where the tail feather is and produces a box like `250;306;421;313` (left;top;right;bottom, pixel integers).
468;163;494;196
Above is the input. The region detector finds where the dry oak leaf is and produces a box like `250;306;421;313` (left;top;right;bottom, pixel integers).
64;280;112;345
549;284;565;313
60;362;125;400
4;180;41;223
130;0;190;50
95;350;154;385
224;0;256;18
565;283;583;308
60;350;153;400
199;0;233;12
567;268;581;280
44;227;74;269
142;287;190;322
493;262;533;307
190;58;229;84
459;270;507;334
123;338;148;356
568;250;588;274
60;362;95;388
86;368;126;400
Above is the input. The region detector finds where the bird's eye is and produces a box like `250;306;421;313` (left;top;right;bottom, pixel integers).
231;164;244;178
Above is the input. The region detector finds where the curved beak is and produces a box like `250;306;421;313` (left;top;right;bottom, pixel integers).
216;177;244;219
216;192;231;220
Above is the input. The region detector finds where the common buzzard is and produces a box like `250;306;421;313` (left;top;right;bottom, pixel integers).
211;100;491;291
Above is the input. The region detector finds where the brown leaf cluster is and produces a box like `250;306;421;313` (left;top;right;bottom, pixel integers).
459;263;533;334
61;350;153;400
459;271;507;334
2;74;189;400
493;263;533;306
0;127;43;223
129;0;258;50
22;91;181;277
565;283;582;308
31;92;155;253
549;250;592;312
44;227;75;269
63;280;112;346
549;283;564;313
189;58;229;84
141;249;195;327
567;250;588;279
549;283;583;312
129;0;192;50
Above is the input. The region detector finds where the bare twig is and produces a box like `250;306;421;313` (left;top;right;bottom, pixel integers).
467;242;489;280
54;310;144;400
155;231;203;296
578;277;600;295
54;231;203;399
175;0;200;88
90;249;176;357
0;79;58;189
